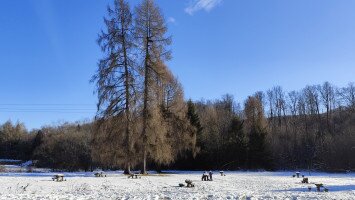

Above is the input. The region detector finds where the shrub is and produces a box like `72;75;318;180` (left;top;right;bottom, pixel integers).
0;165;5;172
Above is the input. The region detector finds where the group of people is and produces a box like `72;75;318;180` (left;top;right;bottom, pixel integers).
201;171;213;181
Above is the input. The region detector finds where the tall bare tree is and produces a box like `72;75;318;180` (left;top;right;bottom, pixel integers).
91;0;136;174
266;89;275;129
288;90;299;134
303;85;321;117
288;91;298;116
339;82;355;113
319;82;335;132
135;0;172;174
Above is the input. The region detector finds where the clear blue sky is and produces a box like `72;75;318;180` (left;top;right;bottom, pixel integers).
1;0;355;130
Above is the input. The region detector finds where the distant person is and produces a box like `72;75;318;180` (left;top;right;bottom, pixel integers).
202;171;208;181
209;171;213;181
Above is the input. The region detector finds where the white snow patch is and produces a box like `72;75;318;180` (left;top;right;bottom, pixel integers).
0;171;354;199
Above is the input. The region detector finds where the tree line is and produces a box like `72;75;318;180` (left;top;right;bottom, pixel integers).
1;81;354;172
173;82;355;172
0;121;92;171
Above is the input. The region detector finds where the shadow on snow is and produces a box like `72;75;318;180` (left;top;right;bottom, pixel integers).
273;185;355;192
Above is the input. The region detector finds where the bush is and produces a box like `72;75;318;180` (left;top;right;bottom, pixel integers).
33;124;93;171
0;165;5;172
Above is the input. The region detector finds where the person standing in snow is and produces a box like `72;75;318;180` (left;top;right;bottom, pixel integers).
209;171;213;181
202;171;208;181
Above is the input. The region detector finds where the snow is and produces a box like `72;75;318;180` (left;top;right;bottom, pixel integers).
20;160;33;167
0;164;51;173
0;159;22;163
0;171;354;199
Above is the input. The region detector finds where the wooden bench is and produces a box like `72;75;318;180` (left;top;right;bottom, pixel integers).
219;171;226;176
52;174;65;182
94;172;106;177
128;173;141;179
302;177;309;183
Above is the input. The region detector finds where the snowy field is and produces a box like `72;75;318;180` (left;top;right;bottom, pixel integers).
0;171;354;199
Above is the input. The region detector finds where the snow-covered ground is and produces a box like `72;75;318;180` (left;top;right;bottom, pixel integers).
0;171;354;199
0;162;50;173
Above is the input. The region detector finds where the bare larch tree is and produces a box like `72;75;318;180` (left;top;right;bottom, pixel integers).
92;0;136;174
135;0;172;174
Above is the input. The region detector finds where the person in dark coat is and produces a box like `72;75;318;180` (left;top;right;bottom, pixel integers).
202;171;208;181
209;171;213;181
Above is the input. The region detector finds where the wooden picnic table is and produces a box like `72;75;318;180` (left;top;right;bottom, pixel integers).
52;174;65;182
128;173;141;179
94;172;107;177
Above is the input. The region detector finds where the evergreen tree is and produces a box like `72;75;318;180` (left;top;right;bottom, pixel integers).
187;99;203;140
247;125;269;169
222;117;247;169
244;95;271;169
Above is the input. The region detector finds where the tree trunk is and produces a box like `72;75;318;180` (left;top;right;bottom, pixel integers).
142;149;147;174
124;164;131;175
142;36;150;175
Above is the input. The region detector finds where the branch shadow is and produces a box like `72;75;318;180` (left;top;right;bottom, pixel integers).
273;185;355;192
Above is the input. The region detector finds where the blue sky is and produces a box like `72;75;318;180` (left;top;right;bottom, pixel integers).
1;0;355;130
